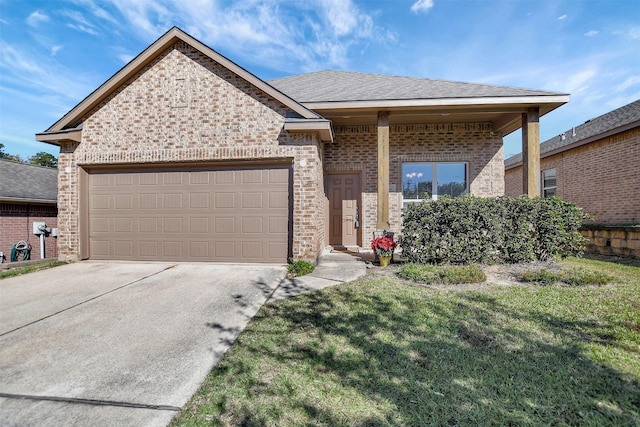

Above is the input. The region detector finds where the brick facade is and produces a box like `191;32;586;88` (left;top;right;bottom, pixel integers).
326;123;504;245
57;42;325;261
0;203;58;262
505;127;640;224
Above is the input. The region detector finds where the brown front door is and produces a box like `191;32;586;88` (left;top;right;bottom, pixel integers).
327;173;360;247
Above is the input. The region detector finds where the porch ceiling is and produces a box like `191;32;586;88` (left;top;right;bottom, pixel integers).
307;100;566;136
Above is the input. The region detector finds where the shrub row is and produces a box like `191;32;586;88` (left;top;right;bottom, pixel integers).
398;196;589;265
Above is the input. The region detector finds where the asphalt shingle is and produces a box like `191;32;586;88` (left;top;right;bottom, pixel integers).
0;160;58;203
269;70;564;103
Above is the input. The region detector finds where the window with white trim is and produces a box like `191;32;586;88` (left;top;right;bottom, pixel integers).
402;162;468;208
541;169;557;197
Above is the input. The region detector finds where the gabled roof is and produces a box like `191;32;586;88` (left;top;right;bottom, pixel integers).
0;160;58;204
37;27;330;143
505;99;640;169
269;70;564;104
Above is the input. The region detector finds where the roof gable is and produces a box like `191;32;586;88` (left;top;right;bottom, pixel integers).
0;160;58;204
42;27;321;134
505;99;640;168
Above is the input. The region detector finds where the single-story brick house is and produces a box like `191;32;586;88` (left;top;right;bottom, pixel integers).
36;27;569;263
505;99;640;224
0;160;58;262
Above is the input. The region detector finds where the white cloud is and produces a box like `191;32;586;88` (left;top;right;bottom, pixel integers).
0;42;94;102
50;45;63;56
629;26;640;39
26;11;50;27
118;53;135;64
558;14;567;20
584;30;598;37
60;10;100;35
105;0;385;72
320;0;359;36
564;68;597;94
411;0;435;14
615;75;640;92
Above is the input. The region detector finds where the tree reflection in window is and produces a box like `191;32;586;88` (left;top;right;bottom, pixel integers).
402;162;467;206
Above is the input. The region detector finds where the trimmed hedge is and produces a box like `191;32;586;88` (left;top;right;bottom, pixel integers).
399;196;589;265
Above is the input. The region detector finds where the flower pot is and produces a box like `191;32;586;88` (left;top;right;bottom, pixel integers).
378;255;392;267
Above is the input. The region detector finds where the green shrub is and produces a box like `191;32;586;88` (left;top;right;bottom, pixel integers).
399;195;589;265
398;263;486;284
288;259;315;277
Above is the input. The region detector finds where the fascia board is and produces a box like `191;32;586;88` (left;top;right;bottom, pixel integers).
303;95;570;111
284;119;334;142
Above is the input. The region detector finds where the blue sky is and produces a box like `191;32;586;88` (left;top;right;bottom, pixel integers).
1;0;639;160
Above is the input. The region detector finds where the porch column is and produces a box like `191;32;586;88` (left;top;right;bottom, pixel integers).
377;111;390;229
522;107;540;197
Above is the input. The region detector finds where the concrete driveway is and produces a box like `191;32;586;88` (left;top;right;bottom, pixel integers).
0;261;286;426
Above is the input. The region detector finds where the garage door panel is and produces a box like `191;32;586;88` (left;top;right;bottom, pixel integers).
214;193;235;208
92;195;111;210
139;218;158;233
114;217;133;233
139;193;158;209
215;171;236;185
215;217;236;233
114;241;133;257
242;192;263;208
91;217;110;233
189;193;210;209
139;241;158;257
163;218;184;233
189;217;209;233
163;194;183;209
88;166;289;262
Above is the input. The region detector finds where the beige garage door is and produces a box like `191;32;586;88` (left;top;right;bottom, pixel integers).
87;165;290;263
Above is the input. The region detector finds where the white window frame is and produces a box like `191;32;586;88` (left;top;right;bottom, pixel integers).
541;169;557;198
402;162;468;207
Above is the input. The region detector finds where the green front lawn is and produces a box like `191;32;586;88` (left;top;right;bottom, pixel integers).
172;257;640;426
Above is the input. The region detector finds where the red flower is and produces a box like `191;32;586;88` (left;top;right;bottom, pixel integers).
371;236;397;256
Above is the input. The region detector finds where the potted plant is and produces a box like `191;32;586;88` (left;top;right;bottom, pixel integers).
371;235;397;267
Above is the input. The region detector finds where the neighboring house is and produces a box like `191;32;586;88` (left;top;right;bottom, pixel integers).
36;27;568;263
505;100;640;224
0;160;58;262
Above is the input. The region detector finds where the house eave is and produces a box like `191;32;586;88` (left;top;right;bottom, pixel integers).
0;196;57;205
283;119;334;142
302;95;570;111
35;128;83;145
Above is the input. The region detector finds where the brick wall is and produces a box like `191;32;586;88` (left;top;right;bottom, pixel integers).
326;123;504;245
0;203;58;262
505;127;640;223
57;41;325;261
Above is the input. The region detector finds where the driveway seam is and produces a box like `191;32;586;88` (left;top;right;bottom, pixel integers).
0;264;177;337
0;392;179;411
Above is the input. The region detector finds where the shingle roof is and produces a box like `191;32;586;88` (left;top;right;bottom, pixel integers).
0;160;58;204
269;70;565;103
505;99;640;168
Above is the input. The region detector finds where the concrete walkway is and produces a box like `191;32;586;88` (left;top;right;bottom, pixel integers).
270;250;368;300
